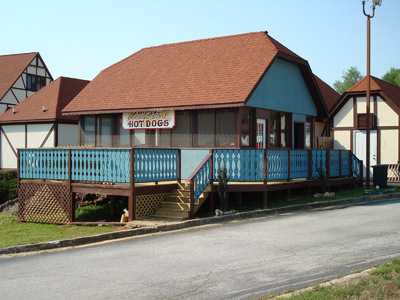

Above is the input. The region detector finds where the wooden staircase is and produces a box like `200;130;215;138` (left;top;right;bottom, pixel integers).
153;182;211;220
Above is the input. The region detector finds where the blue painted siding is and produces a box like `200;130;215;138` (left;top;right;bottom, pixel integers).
181;149;210;179
247;58;317;116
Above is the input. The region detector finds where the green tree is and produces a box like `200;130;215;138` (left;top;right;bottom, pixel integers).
333;67;363;94
382;68;400;87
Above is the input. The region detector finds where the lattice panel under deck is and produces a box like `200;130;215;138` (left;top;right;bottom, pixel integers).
18;181;73;224
136;192;169;218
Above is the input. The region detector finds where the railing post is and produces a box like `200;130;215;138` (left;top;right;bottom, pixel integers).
307;149;312;180
189;178;195;218
177;149;181;183
210;149;214;182
287;149;291;181
326;149;331;178
128;148;136;221
338;150;342;177
68;149;74;222
263;149;268;184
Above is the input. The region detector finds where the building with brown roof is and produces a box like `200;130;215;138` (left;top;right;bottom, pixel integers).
0;52;53;113
331;75;400;175
0;77;89;168
62;31;331;162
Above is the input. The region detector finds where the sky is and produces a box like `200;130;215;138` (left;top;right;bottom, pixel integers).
2;0;399;86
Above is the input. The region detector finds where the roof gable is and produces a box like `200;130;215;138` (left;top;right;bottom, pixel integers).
63;31;324;115
0;77;89;124
332;76;400;115
247;58;317;116
0;52;37;100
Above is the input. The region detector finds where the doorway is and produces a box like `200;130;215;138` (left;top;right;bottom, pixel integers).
256;119;266;149
293;122;305;149
353;130;377;178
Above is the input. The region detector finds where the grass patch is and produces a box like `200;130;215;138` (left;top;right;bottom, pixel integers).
263;258;400;299
0;213;115;249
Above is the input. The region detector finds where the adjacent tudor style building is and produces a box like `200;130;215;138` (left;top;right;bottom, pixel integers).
0;52;52;113
331;76;400;177
0;77;89;169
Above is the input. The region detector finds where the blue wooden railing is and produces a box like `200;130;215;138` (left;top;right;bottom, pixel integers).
19;148;359;188
134;149;179;183
19;148;180;183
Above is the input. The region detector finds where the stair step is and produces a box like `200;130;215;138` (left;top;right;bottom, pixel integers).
153;210;189;219
160;202;190;211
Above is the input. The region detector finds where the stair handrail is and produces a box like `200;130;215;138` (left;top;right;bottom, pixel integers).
188;152;213;217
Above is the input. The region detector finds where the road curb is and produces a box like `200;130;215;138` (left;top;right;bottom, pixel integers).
1;192;399;256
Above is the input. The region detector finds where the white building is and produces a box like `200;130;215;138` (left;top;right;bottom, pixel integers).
0;77;89;169
0;52;52;113
331;76;400;176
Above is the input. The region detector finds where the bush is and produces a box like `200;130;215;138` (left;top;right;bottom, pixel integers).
75;198;127;222
0;177;17;205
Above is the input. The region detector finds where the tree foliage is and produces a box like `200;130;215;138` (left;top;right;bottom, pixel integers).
333;67;363;94
382;68;400;87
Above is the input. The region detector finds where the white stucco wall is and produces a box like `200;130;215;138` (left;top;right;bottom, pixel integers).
333;130;351;150
380;129;398;164
27;124;54;148
58;124;79;146
1;125;25;169
377;96;398;126
333;98;353;128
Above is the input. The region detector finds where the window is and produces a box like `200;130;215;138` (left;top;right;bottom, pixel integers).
196;110;215;147
216;110;236;147
98;116;113;146
133;130;146;146
26;74;46;92
269;111;280;147
280;114;287;147
172;111;192;147
158;129;171;147
81;116;95;146
116;115;130;146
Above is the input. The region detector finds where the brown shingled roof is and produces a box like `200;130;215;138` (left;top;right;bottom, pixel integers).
0;52;37;100
313;74;340;113
63;31;323;115
0;77;89;124
332;75;400;115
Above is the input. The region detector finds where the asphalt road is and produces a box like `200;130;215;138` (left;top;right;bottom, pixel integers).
2;199;400;300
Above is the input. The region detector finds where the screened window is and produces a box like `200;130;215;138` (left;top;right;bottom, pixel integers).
81;116;95;146
196;110;215;147
133;130;146;146
117;115;130;146
216;110;236;147
269;111;280;147
158;129;171;147
98;116;113;146
172;111;192;147
280;114;287;147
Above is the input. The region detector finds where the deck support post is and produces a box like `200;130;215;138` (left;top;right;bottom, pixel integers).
262;191;268;209
128;148;136;221
287;149;291;181
307;149;312;180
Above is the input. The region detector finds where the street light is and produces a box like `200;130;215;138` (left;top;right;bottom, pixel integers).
362;0;382;186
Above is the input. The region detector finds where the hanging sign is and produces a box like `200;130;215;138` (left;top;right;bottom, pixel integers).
122;110;175;129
